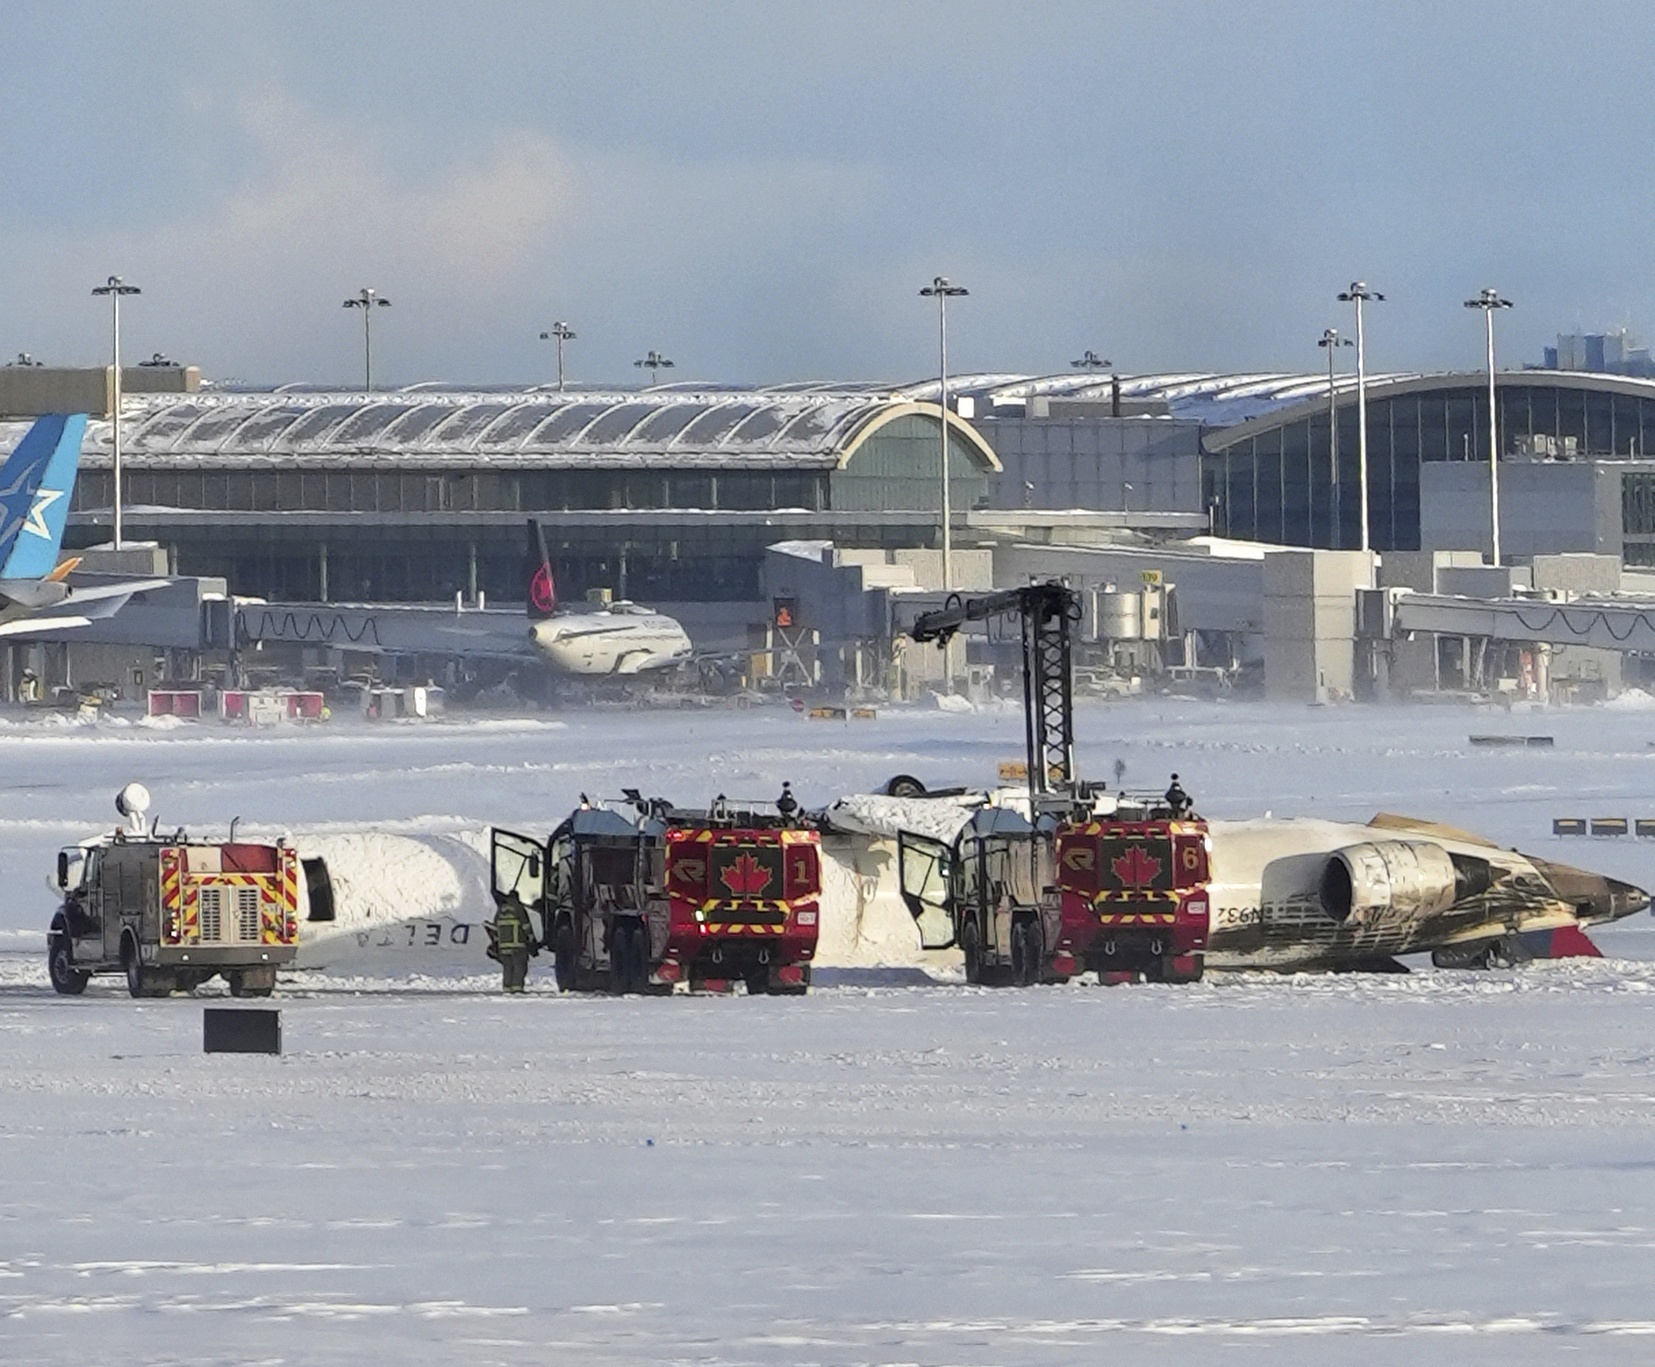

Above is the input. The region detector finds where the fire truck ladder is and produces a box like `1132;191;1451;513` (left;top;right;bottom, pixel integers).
910;583;1081;802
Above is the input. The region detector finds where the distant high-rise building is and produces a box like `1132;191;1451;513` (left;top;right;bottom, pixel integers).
1536;328;1655;377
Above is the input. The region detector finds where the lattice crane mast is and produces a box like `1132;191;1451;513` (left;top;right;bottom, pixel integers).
910;582;1082;804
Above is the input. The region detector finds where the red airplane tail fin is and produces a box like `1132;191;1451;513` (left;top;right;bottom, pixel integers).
527;519;556;621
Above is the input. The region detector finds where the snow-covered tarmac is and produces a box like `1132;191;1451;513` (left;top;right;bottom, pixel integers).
5;698;1655;1363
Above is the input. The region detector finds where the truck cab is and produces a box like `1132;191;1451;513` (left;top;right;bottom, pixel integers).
896;800;1063;987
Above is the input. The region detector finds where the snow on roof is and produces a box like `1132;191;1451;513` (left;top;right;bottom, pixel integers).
919;370;1420;426
83;388;916;470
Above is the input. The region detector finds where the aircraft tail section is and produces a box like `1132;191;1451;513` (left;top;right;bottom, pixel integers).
527;518;556;621
0;413;86;581
1512;924;1603;959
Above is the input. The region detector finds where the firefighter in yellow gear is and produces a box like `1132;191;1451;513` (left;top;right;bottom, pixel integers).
490;892;536;993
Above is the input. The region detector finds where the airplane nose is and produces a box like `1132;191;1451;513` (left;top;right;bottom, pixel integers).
1531;857;1651;924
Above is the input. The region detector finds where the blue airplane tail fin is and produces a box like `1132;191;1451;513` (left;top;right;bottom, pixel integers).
0;413;85;580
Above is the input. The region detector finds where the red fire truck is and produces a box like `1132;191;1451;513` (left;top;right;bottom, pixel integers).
491;791;821;994
908;585;1211;986
1052;801;1210;982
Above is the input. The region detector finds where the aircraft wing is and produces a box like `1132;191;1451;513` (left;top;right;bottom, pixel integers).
68;577;172;605
0;613;94;637
0;577;172;637
1367;811;1503;849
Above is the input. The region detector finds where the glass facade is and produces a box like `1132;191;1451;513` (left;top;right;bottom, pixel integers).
1204;382;1655;551
74;467;831;516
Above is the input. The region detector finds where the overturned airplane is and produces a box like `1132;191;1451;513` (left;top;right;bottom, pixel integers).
827;787;1648;978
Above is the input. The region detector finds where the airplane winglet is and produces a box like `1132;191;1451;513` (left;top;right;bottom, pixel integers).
46;556;82;582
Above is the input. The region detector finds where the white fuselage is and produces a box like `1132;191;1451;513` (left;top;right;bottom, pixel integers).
530;606;693;676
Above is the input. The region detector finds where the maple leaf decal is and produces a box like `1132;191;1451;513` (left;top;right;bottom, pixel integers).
1110;845;1162;889
719;852;773;898
529;563;556;614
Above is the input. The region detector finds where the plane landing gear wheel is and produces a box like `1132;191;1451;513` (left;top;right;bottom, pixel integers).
553;922;577;992
1432;942;1497;970
1010;916;1043;988
48;937;90;995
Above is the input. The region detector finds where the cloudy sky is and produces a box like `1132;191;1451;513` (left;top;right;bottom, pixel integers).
3;1;1651;388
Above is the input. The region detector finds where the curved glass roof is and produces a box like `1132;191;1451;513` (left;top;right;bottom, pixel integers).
92;389;920;469
66;371;1642;473
903;371;1421;426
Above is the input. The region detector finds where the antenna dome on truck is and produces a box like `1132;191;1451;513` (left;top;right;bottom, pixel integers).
115;783;151;821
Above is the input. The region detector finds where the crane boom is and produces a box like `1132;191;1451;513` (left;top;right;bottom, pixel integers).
910;583;1081;800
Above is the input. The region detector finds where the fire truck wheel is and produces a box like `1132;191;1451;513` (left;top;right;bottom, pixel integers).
1151;953;1204;985
553;922;577;991
48;933;90;995
960;922;985;985
1010;916;1043;988
743;971;770;996
611;920;648;995
123;943;174;999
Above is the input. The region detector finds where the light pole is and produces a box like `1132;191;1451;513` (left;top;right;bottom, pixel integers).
634;350;674;385
1317;328;1352;548
1464;288;1514;565
92;274;141;548
1336;281;1384;553
1072;348;1122;415
540;322;576;392
920;276;968;591
342;288;391;393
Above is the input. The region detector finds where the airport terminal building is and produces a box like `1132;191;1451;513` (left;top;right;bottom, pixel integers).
64;386;1000;604
42;366;1655;612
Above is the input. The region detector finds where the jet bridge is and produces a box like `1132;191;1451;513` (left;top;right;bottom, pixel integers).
1377;590;1655;653
204;600;530;659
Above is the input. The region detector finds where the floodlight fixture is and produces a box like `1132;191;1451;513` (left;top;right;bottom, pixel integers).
540;321;576;392
1318;328;1353;546
342;288;392;393
1464;288;1514;564
919;276;968;595
91;275;141;547
1335;282;1384;552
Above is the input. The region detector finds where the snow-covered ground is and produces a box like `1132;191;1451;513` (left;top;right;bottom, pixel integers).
5;697;1655;1362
